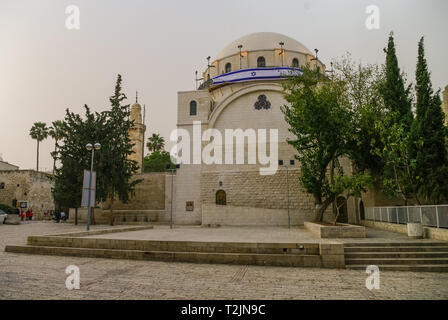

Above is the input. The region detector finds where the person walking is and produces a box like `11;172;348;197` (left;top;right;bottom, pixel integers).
20;210;24;221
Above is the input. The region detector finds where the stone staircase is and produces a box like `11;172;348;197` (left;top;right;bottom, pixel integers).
5;235;344;268
344;241;448;272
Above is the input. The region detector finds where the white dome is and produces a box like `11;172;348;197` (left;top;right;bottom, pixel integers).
215;32;313;60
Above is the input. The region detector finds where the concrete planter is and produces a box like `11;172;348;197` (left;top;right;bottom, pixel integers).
407;222;423;239
304;221;366;238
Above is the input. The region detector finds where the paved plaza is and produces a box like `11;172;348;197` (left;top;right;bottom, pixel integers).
1;222;448;300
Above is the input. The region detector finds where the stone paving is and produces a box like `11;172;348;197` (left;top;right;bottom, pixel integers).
1;222;448;300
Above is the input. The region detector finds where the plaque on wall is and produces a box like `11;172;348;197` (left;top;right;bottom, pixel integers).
186;201;194;211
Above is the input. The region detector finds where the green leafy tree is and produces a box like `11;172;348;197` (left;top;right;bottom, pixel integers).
54;75;141;225
370;32;420;205
380;32;413;130
411;37;448;203
143;150;174;172
374;112;420;205
49;120;65;175
146;133;165;153
282;66;371;222
334;55;386;176
53;105;106;224
29;122;49;172
99;74;141;225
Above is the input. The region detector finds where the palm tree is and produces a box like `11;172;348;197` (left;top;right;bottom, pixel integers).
49;120;65;174
146;133;165;153
29;122;49;172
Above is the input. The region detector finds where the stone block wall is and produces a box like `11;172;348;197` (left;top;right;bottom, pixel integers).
200;168;319;226
0;170;54;218
102;172;166;211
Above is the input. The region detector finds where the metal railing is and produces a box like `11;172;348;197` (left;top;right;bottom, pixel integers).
365;205;448;229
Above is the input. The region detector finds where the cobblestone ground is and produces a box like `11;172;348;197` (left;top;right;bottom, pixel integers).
1;222;448;300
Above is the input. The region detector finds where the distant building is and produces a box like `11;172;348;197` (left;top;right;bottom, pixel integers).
0;160;19;171
0;169;54;218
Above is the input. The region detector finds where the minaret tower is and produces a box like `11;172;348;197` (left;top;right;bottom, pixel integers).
129;91;146;171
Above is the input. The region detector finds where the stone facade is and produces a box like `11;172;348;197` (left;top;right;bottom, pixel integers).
0;170;54;218
172;32;358;226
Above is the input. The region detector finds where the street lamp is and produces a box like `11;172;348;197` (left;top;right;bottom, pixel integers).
166;163;180;229
237;44;243;69
310;48;319;70
86;142;101;231
279;42;285;67
279;159;293;229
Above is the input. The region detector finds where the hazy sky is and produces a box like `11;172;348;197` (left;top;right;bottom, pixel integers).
1;0;447;171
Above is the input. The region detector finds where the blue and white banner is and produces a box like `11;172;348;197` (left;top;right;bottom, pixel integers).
212;67;302;85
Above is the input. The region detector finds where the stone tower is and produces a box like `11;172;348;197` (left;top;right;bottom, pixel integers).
442;85;448;126
129;93;145;170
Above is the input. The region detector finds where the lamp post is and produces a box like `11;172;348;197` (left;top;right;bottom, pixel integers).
279;42;285;66
238;44;243;69
279;160;291;229
166;163;180;229
86;142;101;231
311;48;319;70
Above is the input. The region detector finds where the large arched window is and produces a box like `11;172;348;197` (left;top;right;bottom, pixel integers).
189;100;197;116
292;58;299;68
225;62;232;73
257;56;266;67
216;190;227;205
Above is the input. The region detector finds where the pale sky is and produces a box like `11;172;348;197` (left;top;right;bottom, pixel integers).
0;0;447;171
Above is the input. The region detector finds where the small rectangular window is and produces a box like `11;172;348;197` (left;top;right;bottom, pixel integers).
290;160;295;165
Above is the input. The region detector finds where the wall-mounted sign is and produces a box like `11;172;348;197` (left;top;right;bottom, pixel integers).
186;201;194;211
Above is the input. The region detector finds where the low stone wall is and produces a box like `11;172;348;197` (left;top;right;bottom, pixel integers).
304;222;366;238
68;208;108;224
361;220;448;241
201;204;306;226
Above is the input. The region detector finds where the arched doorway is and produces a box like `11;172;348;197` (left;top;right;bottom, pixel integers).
336;196;348;223
216;190;227;205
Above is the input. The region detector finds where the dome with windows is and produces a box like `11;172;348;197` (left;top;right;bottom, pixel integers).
215;32;313;60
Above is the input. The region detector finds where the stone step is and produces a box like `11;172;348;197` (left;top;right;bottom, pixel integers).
344;246;448;253
345;257;448;265
343;242;447;247
345;252;448;259
346;264;448;272
4;245;324;268
26;237;321;255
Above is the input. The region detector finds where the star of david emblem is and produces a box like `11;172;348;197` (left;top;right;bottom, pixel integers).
254;95;271;110
251;72;256;77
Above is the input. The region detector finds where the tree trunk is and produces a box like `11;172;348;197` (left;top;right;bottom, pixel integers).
314;195;335;222
74;207;78;225
109;197;115;226
52;141;57;175
36;140;40;172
